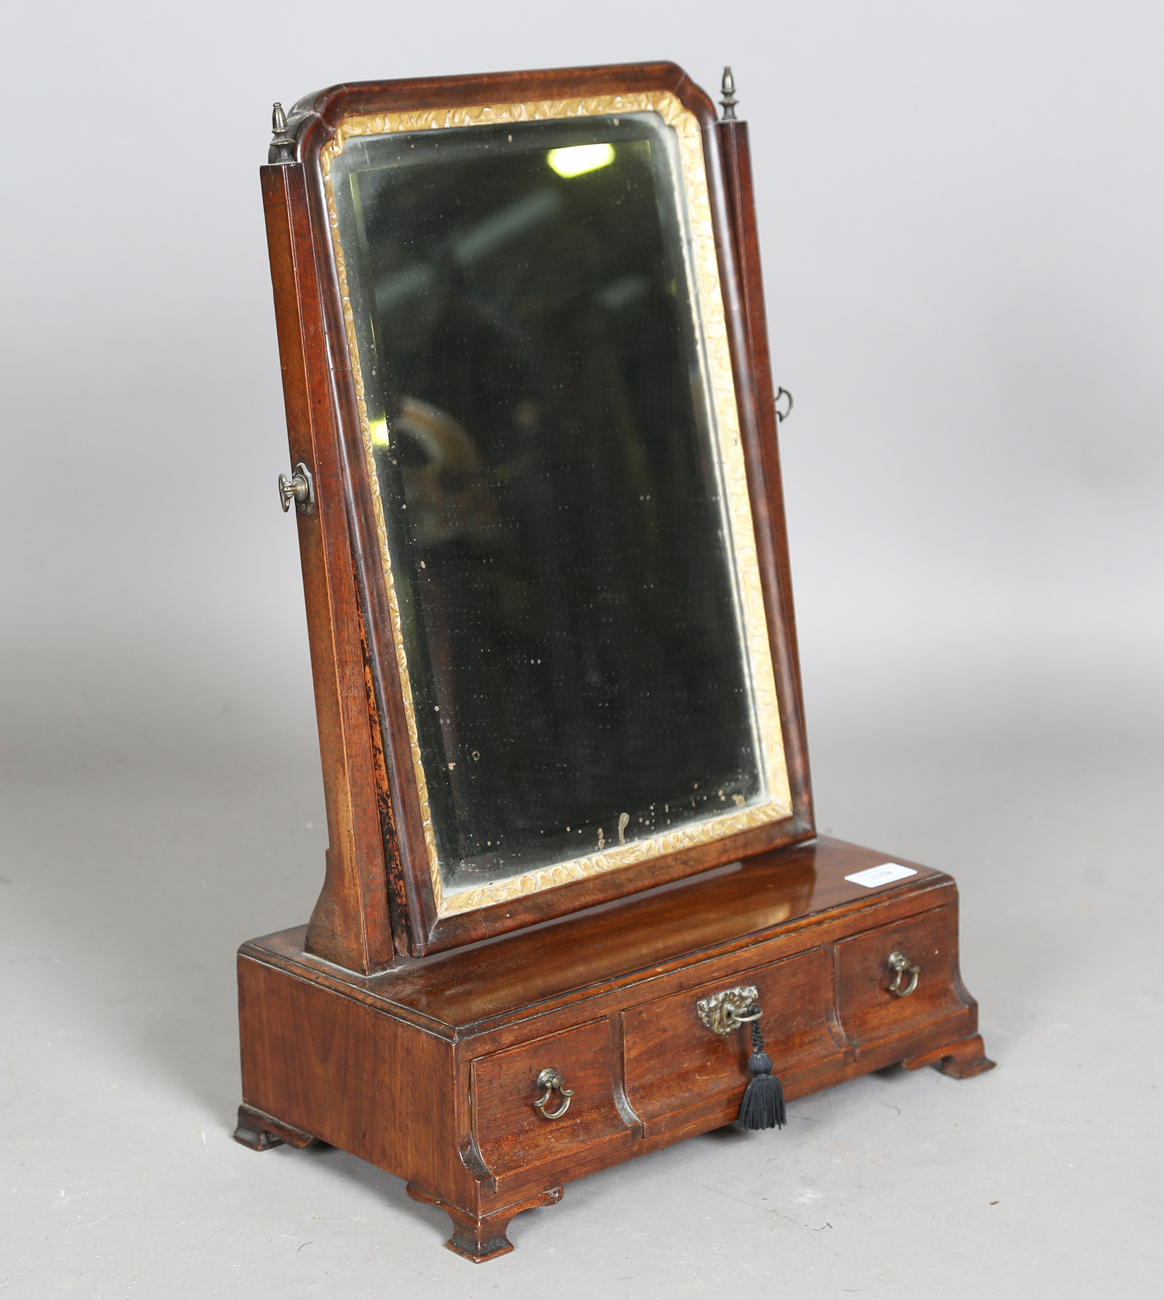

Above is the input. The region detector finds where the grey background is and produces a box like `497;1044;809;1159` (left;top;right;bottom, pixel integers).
2;1;1160;1295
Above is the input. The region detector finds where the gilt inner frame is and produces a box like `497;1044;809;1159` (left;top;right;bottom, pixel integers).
319;90;792;919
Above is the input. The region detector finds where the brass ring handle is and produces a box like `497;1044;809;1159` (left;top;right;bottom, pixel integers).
887;950;920;997
533;1067;574;1120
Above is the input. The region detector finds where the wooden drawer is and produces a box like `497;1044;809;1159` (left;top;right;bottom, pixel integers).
835;906;968;1048
471;1018;634;1175
623;947;845;1132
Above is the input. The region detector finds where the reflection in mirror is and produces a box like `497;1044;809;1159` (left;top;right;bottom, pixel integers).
329;111;774;899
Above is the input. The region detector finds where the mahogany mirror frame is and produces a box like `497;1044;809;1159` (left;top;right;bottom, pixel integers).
262;61;813;967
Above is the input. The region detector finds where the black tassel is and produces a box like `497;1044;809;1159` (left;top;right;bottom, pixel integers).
737;1014;786;1130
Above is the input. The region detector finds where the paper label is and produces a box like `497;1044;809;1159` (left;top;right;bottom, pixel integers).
844;863;918;888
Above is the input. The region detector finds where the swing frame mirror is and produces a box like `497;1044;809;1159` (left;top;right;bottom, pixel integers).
263;62;813;964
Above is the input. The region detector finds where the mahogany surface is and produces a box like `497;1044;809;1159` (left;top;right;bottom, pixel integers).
246;838;942;1027
261;161;395;974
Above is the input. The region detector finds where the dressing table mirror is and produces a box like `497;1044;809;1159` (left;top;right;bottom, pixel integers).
235;62;993;1261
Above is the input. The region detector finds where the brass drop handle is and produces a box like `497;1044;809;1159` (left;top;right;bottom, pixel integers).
278;462;315;514
533;1067;574;1120
887;950;920;997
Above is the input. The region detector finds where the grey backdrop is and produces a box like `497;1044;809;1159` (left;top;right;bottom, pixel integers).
3;2;1160;1296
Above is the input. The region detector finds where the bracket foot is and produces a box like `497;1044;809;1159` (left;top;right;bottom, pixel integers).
232;1103;315;1151
902;1033;996;1079
407;1183;564;1262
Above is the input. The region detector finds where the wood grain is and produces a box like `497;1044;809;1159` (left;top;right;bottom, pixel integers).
623;946;845;1133
473;1018;636;1174
835;905;971;1052
261;164;395;973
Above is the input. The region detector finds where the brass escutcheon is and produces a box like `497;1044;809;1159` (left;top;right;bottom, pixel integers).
696;985;763;1036
533;1067;574;1120
887;950;921;997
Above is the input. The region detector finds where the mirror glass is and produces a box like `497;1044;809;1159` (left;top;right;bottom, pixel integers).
329;110;779;904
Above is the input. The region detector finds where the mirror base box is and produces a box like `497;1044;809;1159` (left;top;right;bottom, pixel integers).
234;836;993;1260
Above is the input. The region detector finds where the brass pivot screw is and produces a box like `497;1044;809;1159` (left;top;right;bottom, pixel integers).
278;462;315;514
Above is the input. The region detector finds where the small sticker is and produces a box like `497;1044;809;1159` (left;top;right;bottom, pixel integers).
844;863;918;888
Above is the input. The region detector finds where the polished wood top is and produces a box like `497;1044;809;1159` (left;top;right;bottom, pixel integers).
245;838;948;1030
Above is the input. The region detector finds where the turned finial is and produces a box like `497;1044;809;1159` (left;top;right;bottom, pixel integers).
720;67;738;121
269;101;296;165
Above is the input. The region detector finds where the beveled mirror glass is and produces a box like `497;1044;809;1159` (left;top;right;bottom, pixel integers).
321;92;792;919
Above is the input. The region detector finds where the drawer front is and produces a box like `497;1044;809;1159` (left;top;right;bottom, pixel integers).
624;947;845;1130
472;1018;633;1174
835;906;967;1047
